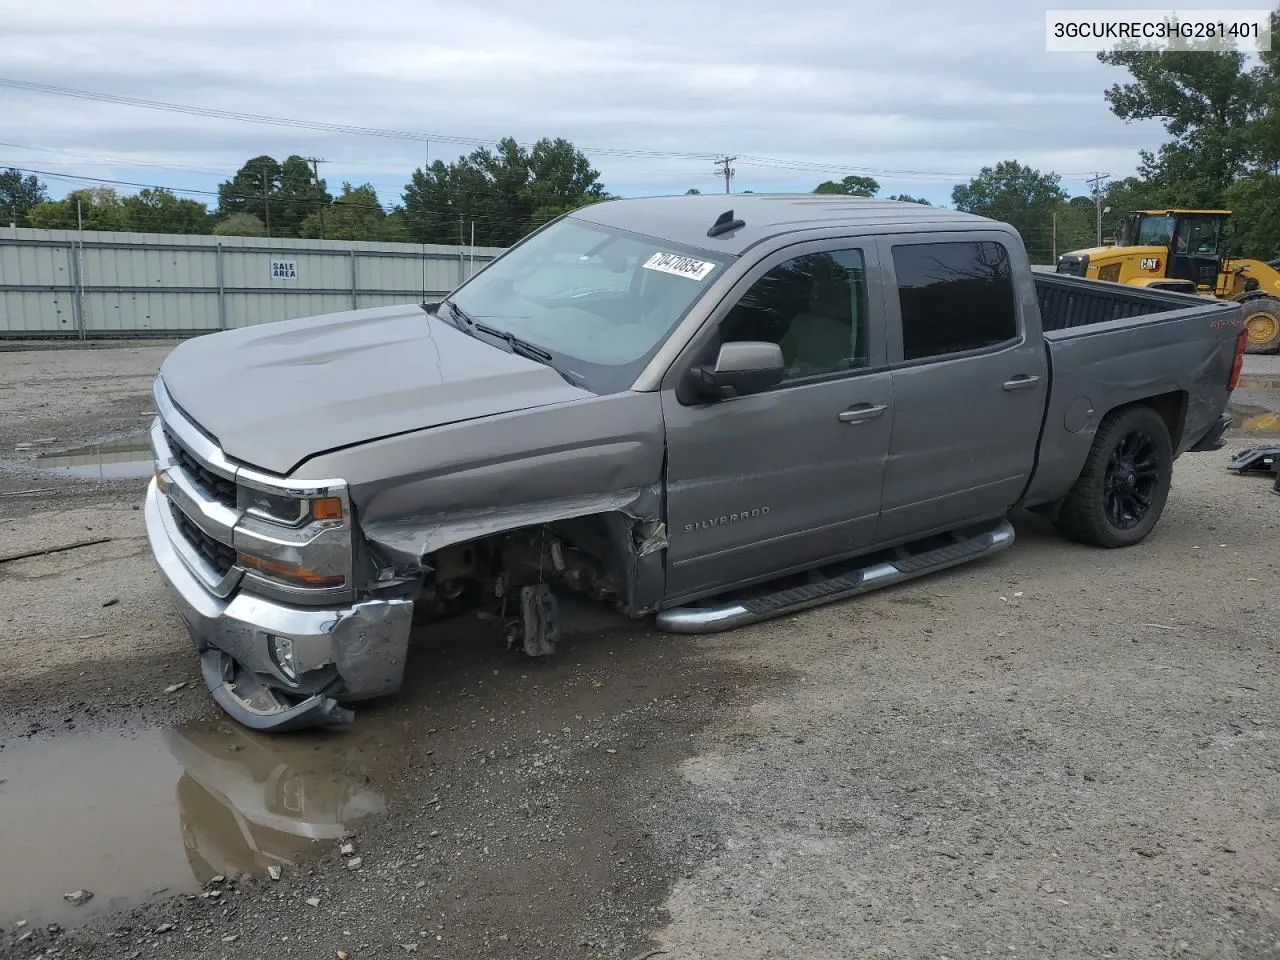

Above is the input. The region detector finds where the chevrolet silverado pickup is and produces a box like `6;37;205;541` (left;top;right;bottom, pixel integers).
143;194;1249;731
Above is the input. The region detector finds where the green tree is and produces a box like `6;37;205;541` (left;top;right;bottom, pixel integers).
217;155;331;238
403;136;608;246
685;188;701;195
300;182;385;241
1224;174;1280;257
952;161;1067;260
1051;196;1102;259
26;188;128;231
813;175;880;197
377;208;413;242
213;212;266;237
120;188;211;234
276;156;331;238
217;155;280;226
886;194;931;204
1097;39;1267;203
0;168;48;226
1250;10;1280;171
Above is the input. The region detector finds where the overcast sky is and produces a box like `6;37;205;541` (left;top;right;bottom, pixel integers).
0;0;1251;208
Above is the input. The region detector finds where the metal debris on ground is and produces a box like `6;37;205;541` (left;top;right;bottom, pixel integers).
63;889;93;906
0;537;112;564
268;865;282;881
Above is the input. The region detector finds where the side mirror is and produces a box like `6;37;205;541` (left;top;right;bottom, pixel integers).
691;341;785;399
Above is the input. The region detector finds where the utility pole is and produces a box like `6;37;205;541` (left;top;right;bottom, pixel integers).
1086;171;1110;246
713;156;737;194
304;157;328;240
1052;210;1057;263
261;170;271;239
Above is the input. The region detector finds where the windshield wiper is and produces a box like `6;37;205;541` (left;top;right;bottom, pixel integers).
442;298;555;364
440;297;474;330
474;322;553;363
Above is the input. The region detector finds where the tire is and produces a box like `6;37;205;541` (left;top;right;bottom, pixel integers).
1241;296;1280;355
1054;405;1174;548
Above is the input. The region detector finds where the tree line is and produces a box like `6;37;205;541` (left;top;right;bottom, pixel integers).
3;18;1279;258
0;137;615;247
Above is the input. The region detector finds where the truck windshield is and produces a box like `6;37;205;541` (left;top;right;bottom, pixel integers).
445;218;731;393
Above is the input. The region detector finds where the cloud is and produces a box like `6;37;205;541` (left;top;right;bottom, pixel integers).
0;0;1206;206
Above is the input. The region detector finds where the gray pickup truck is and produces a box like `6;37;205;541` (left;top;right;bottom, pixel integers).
143;195;1249;731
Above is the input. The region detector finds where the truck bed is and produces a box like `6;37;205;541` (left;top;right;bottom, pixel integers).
1022;274;1243;509
1034;272;1212;332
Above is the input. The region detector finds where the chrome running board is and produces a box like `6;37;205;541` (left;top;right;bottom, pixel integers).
655;519;1015;634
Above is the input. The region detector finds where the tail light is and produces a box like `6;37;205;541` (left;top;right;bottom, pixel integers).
1229;326;1248;391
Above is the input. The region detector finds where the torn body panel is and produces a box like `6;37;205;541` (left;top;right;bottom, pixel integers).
300;390;670;617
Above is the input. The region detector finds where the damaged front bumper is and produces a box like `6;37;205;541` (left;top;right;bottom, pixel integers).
144;479;414;732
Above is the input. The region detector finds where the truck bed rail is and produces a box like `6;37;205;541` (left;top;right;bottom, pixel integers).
1035;274;1208;332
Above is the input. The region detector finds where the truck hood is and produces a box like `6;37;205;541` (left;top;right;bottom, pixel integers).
159;304;593;475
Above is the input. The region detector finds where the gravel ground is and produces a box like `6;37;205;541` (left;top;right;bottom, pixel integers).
1;342;1279;960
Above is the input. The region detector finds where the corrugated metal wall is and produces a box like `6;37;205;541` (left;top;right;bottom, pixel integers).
0;228;507;337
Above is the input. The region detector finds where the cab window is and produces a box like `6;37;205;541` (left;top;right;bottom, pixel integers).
1173;217;1223;255
1136;214;1176;246
717;249;870;381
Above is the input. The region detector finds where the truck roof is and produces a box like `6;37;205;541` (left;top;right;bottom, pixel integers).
569;193;1002;256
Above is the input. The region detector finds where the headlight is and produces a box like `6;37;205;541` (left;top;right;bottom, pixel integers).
237;487;344;526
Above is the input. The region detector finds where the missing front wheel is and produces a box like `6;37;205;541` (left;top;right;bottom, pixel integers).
505;583;560;658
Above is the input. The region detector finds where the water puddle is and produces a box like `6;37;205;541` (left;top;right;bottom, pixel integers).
0;720;407;927
30;436;154;480
1229;400;1280;433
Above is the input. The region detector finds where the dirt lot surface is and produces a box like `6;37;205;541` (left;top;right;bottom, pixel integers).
1;342;1279;960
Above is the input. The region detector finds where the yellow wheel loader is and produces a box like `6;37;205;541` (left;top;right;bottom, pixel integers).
1056;209;1280;354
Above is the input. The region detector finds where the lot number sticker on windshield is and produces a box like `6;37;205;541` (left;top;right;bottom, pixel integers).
642;252;716;281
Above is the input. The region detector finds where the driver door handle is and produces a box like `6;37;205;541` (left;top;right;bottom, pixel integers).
1002;375;1041;392
838;403;888;424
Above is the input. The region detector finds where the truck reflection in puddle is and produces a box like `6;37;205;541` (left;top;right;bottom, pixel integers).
2;721;400;927
164;724;388;884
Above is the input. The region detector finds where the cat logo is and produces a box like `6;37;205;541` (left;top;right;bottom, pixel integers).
1140;257;1161;272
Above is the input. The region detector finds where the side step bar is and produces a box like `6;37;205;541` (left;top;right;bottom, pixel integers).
655;519;1016;634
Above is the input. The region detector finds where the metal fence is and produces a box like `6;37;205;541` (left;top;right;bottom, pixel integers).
0;227;507;338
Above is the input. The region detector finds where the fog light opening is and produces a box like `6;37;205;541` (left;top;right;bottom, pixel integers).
269;634;297;681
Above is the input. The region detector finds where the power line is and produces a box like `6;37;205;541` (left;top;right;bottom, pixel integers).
0;76;1032;184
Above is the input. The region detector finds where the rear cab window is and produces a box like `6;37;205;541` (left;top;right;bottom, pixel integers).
890;240;1020;362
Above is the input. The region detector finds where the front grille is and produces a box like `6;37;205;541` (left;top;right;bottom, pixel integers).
164;428;236;509
170;502;237;577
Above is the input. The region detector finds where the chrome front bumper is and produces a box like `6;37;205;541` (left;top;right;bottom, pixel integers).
144;479;414;731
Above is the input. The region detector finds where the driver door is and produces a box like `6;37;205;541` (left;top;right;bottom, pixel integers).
659;240;894;604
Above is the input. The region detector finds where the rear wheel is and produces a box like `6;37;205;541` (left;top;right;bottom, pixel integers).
1242;296;1280;355
1054;405;1174;548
